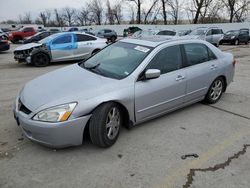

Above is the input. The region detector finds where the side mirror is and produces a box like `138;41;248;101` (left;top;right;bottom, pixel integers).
144;69;161;80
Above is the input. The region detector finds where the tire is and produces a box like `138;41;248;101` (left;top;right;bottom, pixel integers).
12;37;21;44
204;77;225;104
235;39;239;45
89;102;122;148
32;53;50;67
110;36;116;43
245;41;249;45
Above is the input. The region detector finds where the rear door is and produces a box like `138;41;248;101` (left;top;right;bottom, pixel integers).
135;45;187;122
212;29;223;44
50;33;76;61
238;30;249;43
73;34;97;59
183;43;219;103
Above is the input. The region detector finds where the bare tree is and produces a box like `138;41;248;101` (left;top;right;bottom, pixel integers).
19;12;32;24
223;0;250;22
167;0;181;24
88;0;103;25
127;0;143;24
106;0;115;24
75;7;90;26
161;0;167;24
192;0;205;24
143;0;159;24
63;7;75;26
54;9;64;27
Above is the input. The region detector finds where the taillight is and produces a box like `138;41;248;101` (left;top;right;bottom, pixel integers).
232;59;236;67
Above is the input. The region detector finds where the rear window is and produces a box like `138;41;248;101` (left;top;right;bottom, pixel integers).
184;43;217;66
76;34;96;42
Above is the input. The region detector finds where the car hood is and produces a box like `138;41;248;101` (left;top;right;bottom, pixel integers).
20;64;120;112
14;42;42;51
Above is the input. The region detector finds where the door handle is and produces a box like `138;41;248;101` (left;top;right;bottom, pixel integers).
210;64;217;70
176;75;185;81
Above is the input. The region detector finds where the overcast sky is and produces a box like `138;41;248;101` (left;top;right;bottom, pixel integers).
0;0;119;22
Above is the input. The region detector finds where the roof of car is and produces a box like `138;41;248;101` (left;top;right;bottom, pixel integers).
121;36;184;47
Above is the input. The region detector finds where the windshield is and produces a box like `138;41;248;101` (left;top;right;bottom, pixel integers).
226;30;239;35
81;42;153;79
39;33;61;44
190;29;206;36
133;30;157;37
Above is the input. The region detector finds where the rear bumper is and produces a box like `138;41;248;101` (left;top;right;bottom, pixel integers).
13;107;91;148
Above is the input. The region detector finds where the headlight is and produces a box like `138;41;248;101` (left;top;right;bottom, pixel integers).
33;103;77;122
231;36;235;39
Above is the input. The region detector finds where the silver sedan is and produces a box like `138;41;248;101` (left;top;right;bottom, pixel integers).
14;32;107;67
13;37;235;148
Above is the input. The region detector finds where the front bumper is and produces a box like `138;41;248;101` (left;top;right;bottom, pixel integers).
13;107;91;148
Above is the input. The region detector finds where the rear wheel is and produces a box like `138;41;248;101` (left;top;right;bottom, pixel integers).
235;39;239;45
205;77;225;104
110;36;116;43
32;53;50;67
89;103;122;148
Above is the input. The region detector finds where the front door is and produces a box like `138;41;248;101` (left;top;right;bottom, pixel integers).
135;45;187;122
50;33;76;61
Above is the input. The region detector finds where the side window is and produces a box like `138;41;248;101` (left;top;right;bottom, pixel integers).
23;28;33;32
147;45;182;74
208;47;217;60
166;31;176;36
52;35;72;45
206;30;212;36
184;43;215;66
157;31;165;35
76;34;96;42
212;29;222;35
105;30;112;33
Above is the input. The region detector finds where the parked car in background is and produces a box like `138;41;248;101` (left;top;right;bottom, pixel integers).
176;30;192;36
8;27;36;43
220;29;249;45
132;30;176;38
49;28;61;32
0;35;10;52
187;27;224;47
123;26;142;37
95;29;117;43
13;37;235;148
23;31;60;44
14;32;107;67
0;29;9;40
1;28;11;33
68;27;79;32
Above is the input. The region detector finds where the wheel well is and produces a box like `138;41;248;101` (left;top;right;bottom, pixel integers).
92;49;100;55
14;35;22;40
218;75;227;92
82;101;130;143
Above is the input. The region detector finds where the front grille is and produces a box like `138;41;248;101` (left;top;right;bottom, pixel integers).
18;99;32;115
14;49;32;56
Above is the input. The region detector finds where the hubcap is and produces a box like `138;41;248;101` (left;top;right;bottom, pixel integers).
210;80;223;101
106;107;120;140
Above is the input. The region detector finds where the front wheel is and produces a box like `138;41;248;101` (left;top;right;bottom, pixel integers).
110;36;116;43
89;103;122;148
204;77;225;104
32;53;50;67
